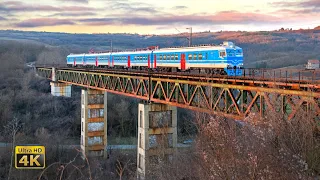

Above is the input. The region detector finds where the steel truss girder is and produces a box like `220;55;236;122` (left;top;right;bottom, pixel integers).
36;68;320;120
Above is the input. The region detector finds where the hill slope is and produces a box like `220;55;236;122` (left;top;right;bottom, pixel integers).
1;30;319;68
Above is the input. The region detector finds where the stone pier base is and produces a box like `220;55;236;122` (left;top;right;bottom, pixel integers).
137;103;177;180
50;82;72;97
81;89;107;158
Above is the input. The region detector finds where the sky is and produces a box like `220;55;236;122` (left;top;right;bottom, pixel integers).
0;0;319;34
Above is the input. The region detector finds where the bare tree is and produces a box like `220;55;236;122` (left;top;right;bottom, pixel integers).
4;117;22;180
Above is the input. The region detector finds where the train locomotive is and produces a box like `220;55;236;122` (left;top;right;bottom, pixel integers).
67;41;243;76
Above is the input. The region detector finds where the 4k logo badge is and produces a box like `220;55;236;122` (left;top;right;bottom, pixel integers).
15;146;45;169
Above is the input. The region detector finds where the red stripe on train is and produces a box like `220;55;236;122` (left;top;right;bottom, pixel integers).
128;55;130;68
154;54;157;68
148;55;150;68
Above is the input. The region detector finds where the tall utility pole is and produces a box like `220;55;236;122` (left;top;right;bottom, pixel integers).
110;39;113;52
186;27;192;46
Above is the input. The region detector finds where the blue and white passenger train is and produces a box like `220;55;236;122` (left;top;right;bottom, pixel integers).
67;41;243;76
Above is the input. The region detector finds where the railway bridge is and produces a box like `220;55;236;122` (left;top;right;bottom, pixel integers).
36;67;320;179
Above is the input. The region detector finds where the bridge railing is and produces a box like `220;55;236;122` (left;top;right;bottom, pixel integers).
241;68;320;83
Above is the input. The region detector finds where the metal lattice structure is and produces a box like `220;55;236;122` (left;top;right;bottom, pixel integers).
37;67;320;121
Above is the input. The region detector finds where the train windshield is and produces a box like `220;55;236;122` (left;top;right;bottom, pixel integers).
236;49;243;56
226;49;235;57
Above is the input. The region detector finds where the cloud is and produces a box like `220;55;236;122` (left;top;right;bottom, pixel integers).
56;0;88;3
78;11;281;26
0;1;60;12
300;0;320;7
270;0;320;16
270;0;320;9
4;1;23;6
275;8;319;14
0;16;6;20
61;6;99;12
0;1;100;12
15;18;75;27
108;1;161;14
173;6;187;10
49;12;97;17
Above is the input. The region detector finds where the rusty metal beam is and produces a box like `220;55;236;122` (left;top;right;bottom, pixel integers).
36;67;320;121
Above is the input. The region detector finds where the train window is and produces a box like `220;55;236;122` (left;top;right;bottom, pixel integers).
139;56;142;60
159;55;162;60
193;54;197;60
199;54;203;60
175;54;178;60
188;54;192;60
236;49;243;56
171;54;174;60
219;51;226;57
163;55;167;60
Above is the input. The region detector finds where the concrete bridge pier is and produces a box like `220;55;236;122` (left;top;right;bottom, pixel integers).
137;103;177;180
50;67;72;97
81;89;107;158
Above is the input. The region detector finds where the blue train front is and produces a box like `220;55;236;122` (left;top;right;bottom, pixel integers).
67;41;244;76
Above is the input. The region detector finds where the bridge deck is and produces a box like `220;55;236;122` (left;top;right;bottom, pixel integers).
36;67;320;121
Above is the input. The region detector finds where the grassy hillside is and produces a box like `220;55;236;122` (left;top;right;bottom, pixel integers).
0;29;320;68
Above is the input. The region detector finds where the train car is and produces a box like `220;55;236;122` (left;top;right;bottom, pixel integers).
67;54;86;66
153;41;243;75
67;41;243;76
